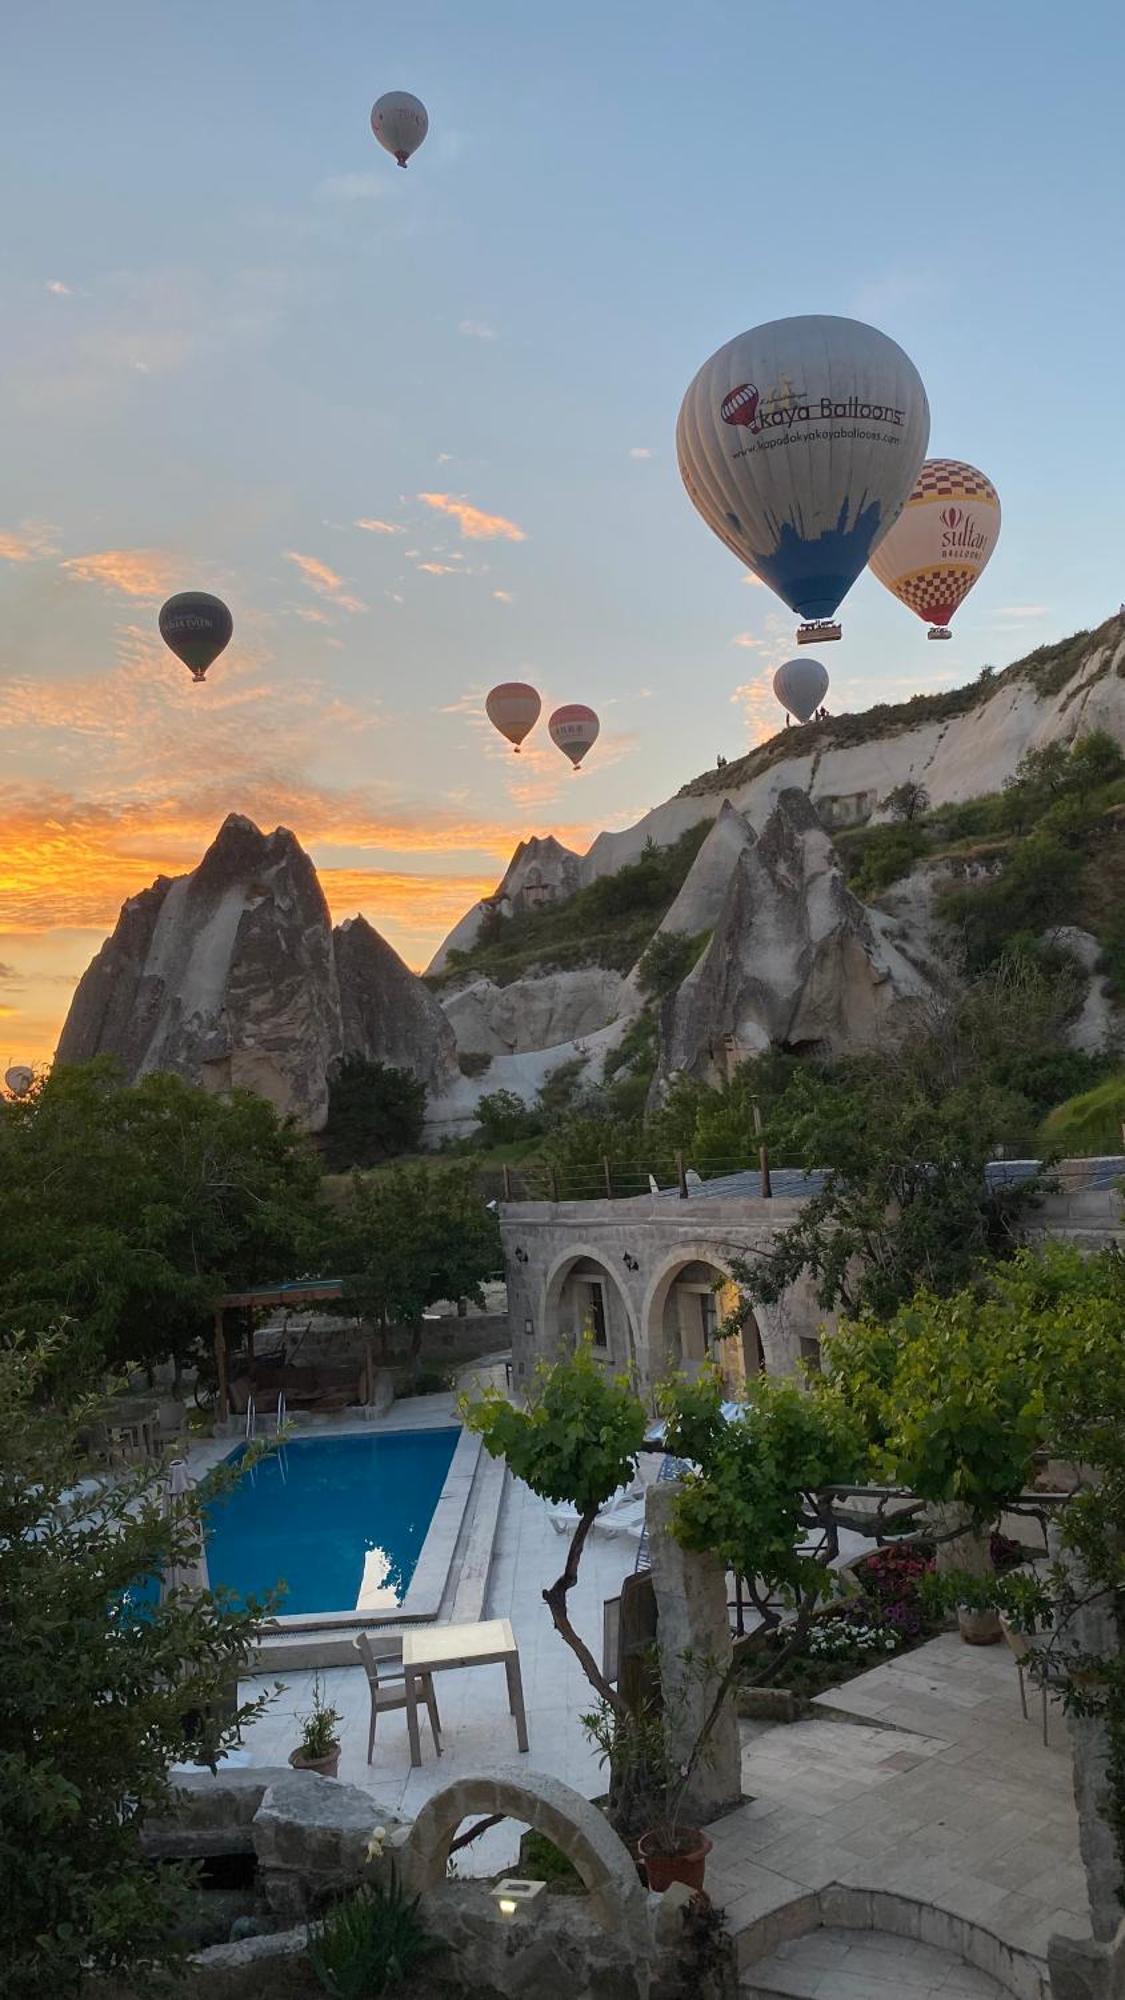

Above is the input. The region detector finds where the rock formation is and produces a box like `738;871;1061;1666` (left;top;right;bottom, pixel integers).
58;816;455;1131
442;966;632;1058
659;789;934;1082
425;834;582;974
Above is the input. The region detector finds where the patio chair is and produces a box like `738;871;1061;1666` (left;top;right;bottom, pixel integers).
354;1633;442;1763
1000;1616;1067;1746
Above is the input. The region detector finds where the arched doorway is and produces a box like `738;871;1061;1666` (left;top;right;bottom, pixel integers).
647;1255;764;1394
542;1252;635;1373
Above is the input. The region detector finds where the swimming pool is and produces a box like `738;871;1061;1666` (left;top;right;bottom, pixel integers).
205;1427;461;1617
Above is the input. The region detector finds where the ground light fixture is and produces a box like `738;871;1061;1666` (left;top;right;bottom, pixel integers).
491;1877;547;1918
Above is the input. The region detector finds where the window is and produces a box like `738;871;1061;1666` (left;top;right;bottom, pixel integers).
799;1335;822;1374
699;1292;719;1345
580;1281;608;1348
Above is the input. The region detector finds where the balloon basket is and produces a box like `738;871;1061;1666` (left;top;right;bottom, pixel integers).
928;626;952;640
797;621;841;645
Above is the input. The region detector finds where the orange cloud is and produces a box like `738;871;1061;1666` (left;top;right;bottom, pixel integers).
492;589;514;604
417;493;527;542
285;551;366;613
0;521;58;563
354;518;403;535
61;548;180;599
731;675;778;746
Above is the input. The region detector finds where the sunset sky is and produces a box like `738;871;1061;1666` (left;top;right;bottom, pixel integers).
3;0;1125;1065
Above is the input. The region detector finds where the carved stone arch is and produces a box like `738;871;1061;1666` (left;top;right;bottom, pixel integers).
539;1244;637;1368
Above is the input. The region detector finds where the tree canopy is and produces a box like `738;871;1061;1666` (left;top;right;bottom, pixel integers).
321;1055;426;1172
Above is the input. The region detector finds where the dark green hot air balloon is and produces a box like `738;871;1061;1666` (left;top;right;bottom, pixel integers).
158;592;233;683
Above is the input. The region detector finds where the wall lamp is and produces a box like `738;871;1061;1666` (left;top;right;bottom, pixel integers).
513;1246;529;1265
622;1252;640;1272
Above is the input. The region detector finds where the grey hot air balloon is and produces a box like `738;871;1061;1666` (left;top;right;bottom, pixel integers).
158;593;233;684
773;658;829;724
370;91;429;168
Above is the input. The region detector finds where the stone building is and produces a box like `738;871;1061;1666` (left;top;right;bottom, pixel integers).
500;1164;1125;1403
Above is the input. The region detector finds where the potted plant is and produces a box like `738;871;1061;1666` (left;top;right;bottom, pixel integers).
290;1675;342;1778
582;1696;714;1895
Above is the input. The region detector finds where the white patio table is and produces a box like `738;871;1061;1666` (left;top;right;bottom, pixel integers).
401;1617;529;1769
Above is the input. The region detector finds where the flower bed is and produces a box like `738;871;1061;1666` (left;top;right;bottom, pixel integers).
736;1540;940;1703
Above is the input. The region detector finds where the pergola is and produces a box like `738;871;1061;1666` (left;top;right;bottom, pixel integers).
211;1278;349;1422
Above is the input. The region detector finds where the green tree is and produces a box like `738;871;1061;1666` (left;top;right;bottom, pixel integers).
322;1056;426;1171
328;1161;501;1375
0;1340;273;2000
635;929;707;998
0;1064;322;1383
880;779;930;823
474;1088;541;1146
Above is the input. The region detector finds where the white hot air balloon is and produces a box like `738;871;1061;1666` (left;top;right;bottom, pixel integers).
773;659;829;725
370;91;429;168
486;682;541;753
869;458;1001;639
549;704;599;771
677;315;930;644
4;1064;33;1098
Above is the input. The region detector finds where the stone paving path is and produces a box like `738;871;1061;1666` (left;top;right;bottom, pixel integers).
741;1924;1006;1997
710;1632;1090;1967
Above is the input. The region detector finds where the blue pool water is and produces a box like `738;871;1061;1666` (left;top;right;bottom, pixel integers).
205;1427;460;1616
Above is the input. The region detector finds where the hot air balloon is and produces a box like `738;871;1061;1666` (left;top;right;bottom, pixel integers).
869;458;1001;639
677;315;930;644
549;704;599;770
773;659;829;725
158;593;233;684
486;682;541;753
370;91;429;168
4;1065;33;1098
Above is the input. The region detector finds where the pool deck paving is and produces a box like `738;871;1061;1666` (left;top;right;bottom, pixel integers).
225;1393;1093;1970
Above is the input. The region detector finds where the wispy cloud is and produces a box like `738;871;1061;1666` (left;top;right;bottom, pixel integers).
284;551;366;614
354;518;403;536
994;604;1049;618
628;447;653;460
316;172;385;201
732;632;762;650
418;493;527;542
45;279;72;297
492;589;514;604
741;571;765;587
0;521;59;564
731;675;778;746
459;319;497;341
61;548;179;600
416;561;461;577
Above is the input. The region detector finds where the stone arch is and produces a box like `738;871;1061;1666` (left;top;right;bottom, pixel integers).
540;1244;637;1372
401;1768;651;1954
641;1243;765;1393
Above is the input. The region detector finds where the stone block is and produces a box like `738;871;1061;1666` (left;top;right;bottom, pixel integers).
253;1772;404;1918
646;1482;741;1825
1048;1917;1125;2000
869;1889;921;1938
818;1884;872;1929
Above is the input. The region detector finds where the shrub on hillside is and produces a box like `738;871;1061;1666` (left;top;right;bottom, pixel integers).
322;1056;425;1171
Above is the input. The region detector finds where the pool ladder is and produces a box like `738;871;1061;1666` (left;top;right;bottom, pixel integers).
244;1391;286;1442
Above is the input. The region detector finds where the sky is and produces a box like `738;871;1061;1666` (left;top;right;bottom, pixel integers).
2;0;1124;1065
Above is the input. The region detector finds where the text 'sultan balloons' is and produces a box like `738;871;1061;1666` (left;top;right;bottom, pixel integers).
486;682;541;753
773;658;829;725
869;458;1001;639
549;704;600;770
3;1065;33;1098
370;91;429;167
158;593;233;683
676;315;930;641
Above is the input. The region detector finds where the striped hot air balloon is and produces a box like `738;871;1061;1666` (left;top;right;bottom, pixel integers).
869;458;1001;638
486;682;541;752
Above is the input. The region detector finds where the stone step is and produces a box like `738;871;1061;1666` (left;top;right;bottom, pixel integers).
738;1925;1010;1999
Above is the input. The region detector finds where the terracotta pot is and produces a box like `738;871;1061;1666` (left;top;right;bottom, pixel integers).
289;1744;341;1779
637;1827;712;1893
958;1607;1002;1646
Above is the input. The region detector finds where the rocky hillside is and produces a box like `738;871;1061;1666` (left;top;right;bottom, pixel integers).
57;815;457;1131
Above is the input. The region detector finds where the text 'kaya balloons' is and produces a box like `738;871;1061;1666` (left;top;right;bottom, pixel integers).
370;91;429;168
486;682;541;752
677;315;930;641
158;593;233;683
549;704;600;770
869;458;1001;639
773;658;829;725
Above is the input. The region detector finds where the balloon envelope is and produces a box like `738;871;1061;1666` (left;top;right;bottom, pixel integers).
158;593;233;683
370;91;429;166
4;1065;33;1097
869;458;1001;631
773;659;829;724
486;682;541;751
549;704;600;769
677;315;930;621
